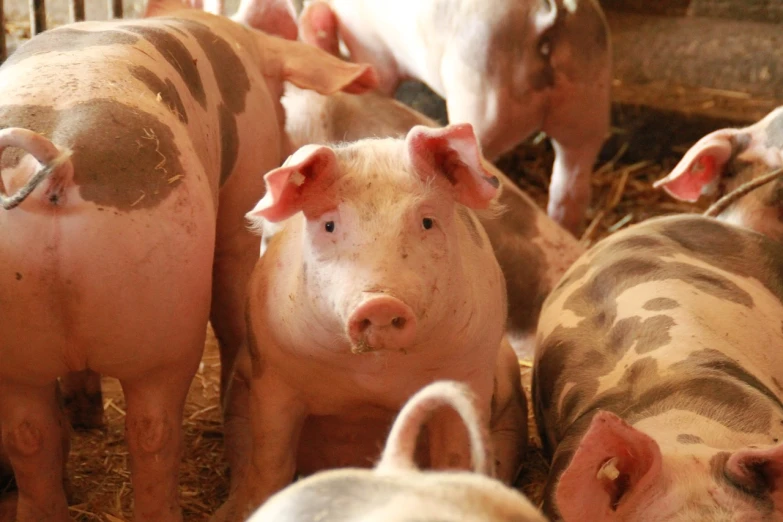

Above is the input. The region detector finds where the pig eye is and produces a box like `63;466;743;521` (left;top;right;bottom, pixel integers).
324;221;335;233
422;218;434;230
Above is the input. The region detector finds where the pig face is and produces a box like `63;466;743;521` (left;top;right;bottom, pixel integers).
557;411;783;521
655;107;783;242
248;123;500;354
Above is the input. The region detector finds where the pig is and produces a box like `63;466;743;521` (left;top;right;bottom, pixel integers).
215;123;528;521
533;213;783;521
288;0;613;235
0;0;375;519
655;106;783;243
247;380;547;522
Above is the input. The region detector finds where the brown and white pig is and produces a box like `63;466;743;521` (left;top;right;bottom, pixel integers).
533;213;783;521
0;0;376;519
247;380;547;522
655;105;783;243
279;85;584;359
289;0;613;235
215;123;527;521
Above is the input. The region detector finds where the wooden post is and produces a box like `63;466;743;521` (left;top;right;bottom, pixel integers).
108;0;123;19
0;0;6;64
29;0;46;35
70;0;85;22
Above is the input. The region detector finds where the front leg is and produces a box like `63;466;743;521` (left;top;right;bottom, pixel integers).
212;372;307;522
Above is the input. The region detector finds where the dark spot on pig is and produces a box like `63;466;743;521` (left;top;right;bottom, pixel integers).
643;297;679;311
612;235;665;252
218;105;239;186
0;101;184;211
731;132;752;156
162;23;188;37
457;206;483;247
484;175;500;188
634;315;674;354
660;217;745;263
765;111;783;149
699;355;783;412
122;25;207;109
15;272;22;281
128;65;188;124
677;434;704;444
1;28;140;69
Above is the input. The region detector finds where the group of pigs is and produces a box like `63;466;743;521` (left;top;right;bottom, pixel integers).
1;0;783;520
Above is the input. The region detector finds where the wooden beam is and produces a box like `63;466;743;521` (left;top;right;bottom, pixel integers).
70;0;85;22
0;0;6;64
108;0;122;19
29;0;46;35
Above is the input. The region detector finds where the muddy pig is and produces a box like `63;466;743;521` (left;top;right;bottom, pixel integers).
214;123;527;521
289;0;613;235
0;0;376;519
656;105;783;243
248;380;547;522
277;81;585;359
533;213;783;521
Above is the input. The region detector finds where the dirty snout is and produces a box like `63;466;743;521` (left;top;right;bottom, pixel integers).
347;294;417;354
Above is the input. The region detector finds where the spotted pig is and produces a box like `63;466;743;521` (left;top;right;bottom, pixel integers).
289;0;613;234
656;105;783;242
0;0;375;520
534;214;783;521
248;380;547;522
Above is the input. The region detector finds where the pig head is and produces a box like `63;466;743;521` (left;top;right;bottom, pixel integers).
247;381;546;522
533;214;783;521
656;106;783;242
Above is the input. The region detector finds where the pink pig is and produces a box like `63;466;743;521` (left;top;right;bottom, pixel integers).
291;0;613;235
214;123;527;521
0;0;375;520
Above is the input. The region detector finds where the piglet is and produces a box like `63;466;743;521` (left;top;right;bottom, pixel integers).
655;105;783;242
292;0;612;234
533;213;783;521
248;380;547;522
215;123;527;521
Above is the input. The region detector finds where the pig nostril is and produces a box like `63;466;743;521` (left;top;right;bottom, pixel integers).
360;318;371;332
391;317;406;329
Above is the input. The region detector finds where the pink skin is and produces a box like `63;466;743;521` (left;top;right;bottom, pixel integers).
291;0;612;235
0;2;376;521
214;124;523;522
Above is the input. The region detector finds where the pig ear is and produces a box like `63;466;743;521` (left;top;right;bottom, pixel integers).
144;0;189;17
725;445;783;507
653;129;738;202
556;411;662;520
262;35;378;94
406;123;499;209
299;1;341;56
231;0;299;41
246;144;338;223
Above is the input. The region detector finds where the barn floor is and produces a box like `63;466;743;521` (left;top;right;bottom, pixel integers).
2;1;782;521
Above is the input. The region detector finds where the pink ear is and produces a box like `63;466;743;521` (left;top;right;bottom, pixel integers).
406;123;499;209
247;145;338;223
231;0;298;41
556;411;662;520
725;444;783;506
653;129;737;202
144;0;189;17
299;1;341;56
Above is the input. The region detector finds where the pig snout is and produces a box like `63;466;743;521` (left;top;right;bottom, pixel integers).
347;295;417;353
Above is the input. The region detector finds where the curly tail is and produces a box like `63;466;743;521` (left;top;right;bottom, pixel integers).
0;128;73;210
376;380;492;477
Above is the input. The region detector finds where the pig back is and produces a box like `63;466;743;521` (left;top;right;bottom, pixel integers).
534;214;783;455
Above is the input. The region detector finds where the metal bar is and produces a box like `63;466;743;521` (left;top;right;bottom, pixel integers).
70;0;85;22
29;0;46;36
108;0;123;19
0;0;6;64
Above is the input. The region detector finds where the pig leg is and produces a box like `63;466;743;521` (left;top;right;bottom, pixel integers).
489;340;527;484
121;364;197;522
221;346;253;490
0;380;69;522
59;369;104;430
0;492;17;522
546;138;603;237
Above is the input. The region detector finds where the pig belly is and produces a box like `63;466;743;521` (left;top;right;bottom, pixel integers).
0;178;215;384
296;409;431;475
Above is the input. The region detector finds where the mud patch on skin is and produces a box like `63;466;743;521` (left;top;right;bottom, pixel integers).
0;28;140;69
128;65;188;124
677;434;704;444
0;100;184;211
122;25;207;109
178;19;251;185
